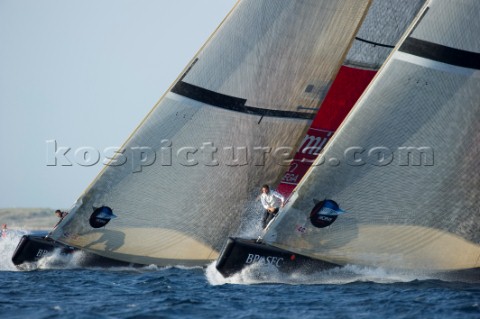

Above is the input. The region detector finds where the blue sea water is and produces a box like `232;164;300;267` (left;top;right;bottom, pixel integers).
1;232;479;319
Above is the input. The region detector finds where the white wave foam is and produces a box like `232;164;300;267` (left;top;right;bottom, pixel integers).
236;201;264;238
205;261;433;286
0;229;30;271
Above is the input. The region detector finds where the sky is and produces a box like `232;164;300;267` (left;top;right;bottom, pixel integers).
0;0;237;208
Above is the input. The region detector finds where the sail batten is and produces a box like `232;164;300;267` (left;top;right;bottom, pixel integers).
394;52;480;78
171;81;315;119
399;37;480;70
354;36;396;49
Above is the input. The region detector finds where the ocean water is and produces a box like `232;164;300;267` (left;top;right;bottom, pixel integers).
1;231;479;319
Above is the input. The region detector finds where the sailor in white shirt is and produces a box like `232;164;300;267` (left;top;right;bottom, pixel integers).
260;184;285;228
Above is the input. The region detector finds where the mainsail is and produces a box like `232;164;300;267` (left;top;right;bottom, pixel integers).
49;0;371;266
277;0;427;198
264;0;480;272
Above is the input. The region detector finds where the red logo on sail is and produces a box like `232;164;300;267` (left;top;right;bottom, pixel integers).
277;65;377;198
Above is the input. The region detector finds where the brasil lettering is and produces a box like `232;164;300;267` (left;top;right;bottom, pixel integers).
245;253;284;267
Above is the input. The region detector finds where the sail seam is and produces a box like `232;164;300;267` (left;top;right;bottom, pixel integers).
171;81;315;119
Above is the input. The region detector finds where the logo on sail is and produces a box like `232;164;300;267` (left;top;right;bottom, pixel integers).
89;206;117;228
309;199;344;228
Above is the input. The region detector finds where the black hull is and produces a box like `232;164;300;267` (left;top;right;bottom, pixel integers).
12;235;76;265
12;235;132;268
216;238;480;282
216;237;339;277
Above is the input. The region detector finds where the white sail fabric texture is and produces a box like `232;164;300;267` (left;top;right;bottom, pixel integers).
49;0;371;266
344;0;426;69
264;0;480;272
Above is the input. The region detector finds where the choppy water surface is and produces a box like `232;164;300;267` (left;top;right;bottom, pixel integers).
1;231;479;319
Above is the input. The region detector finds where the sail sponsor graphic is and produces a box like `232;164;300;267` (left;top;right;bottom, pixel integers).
89;206;117;229
309;199;345;228
281;129;333;178
277;66;376;197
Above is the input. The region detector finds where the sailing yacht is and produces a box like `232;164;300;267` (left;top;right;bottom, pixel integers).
216;0;480;280
12;0;372;267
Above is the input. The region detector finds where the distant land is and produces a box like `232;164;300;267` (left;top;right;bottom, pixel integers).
0;208;60;230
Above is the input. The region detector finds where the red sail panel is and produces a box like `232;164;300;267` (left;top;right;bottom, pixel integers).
277;65;376;197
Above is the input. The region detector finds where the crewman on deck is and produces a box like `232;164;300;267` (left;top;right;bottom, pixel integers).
54;209;68;228
260;184;284;229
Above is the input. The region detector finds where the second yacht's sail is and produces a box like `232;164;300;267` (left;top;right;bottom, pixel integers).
277;0;427;198
264;0;480;272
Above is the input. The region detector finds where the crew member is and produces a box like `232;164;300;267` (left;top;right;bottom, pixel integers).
54;209;68;228
260;184;284;229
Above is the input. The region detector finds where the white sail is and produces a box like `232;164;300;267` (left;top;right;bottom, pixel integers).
264;0;480;272
49;0;371;266
277;0;427;198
